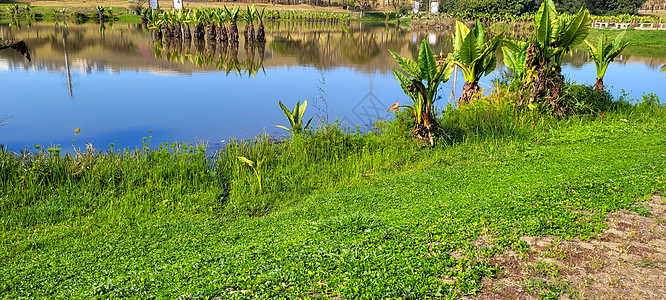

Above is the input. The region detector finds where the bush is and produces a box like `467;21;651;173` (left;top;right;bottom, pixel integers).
559;82;614;115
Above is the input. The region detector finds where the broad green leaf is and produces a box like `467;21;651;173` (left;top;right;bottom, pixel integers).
418;40;437;80
392;69;414;98
502;39;528;52
558;4;590;49
453;21;470;53
502;47;517;71
473;20;484;48
389;50;420;77
278;101;295;125
298;100;307;120
458;29;479;66
535;0;560;46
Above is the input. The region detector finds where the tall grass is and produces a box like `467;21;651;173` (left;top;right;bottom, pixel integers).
1;89;663;233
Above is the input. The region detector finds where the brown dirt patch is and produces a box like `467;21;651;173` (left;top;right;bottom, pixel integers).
476;193;666;299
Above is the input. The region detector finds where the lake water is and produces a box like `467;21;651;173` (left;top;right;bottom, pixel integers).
1;21;665;151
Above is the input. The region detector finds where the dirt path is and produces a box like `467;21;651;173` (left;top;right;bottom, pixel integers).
477;193;666;299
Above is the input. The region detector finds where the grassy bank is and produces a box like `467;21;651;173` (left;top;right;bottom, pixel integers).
2;91;665;298
588;28;666;47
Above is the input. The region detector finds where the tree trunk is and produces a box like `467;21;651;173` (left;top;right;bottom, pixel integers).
245;24;255;43
174;24;182;39
458;81;481;104
182;24;191;39
194;24;205;40
217;25;228;42
229;23;239;43
206;24;217;40
256;23;265;43
594;77;605;92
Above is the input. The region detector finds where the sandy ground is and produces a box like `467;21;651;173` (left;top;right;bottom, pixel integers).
476;193;666;299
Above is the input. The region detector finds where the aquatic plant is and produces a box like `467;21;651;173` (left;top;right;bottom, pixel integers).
242;6;257;43
213;8;228;43
583;31;628;91
525;0;591;116
255;7;266;43
276;100;313;135
189;8;206;40
389;39;454;145
147;10;165;40
225;6;240;43
451;20;503;104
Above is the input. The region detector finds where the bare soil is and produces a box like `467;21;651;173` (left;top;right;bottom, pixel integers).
476;193;666;299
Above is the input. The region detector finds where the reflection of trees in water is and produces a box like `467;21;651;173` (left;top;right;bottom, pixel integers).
339;32;380;64
151;36;267;77
7;21;666;76
270;36;321;65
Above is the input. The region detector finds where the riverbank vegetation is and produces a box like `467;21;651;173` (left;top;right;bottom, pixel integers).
2;0;665;298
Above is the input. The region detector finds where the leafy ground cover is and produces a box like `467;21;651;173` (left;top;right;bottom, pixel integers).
1;94;665;298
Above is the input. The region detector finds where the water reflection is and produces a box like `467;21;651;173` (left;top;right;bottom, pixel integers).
1;20;665;152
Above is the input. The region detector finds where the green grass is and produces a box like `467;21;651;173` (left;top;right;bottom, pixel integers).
1;94;665;298
589;29;666;47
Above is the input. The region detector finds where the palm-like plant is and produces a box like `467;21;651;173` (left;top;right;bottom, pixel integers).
255;7;266;43
389;39;454;144
213;8;228;43
451;20;503;104
276;100;313;135
176;9;190;39
96;5;106;22
242;6;256;43
204;9;216;40
147;10;165;40
501;39;530;81
583;31;628;91
526;0;591;114
225;6;240;43
189;8;206;40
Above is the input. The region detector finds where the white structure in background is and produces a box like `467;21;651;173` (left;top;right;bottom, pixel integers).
174;0;183;10
431;2;439;13
413;1;419;14
150;0;158;9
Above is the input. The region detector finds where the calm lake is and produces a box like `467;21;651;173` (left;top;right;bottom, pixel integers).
1;20;665;151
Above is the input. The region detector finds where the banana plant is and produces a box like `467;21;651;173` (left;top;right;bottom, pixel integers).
255;7;266;43
583;31;629;91
242;6;257;42
213;8;228;42
527;0;591;113
237;156;264;193
147;10;165;40
501;39;529;81
225;6;240;43
276;100;313;135
389;39;454;144
451;20;503;104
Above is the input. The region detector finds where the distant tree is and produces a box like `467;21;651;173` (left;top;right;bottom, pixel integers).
357;0;379;18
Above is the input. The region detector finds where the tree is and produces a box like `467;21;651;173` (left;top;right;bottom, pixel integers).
451;21;503;104
389;40;454;144
525;0;591;116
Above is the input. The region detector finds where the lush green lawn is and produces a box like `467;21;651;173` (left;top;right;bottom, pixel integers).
589;28;666;47
2;96;665;298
